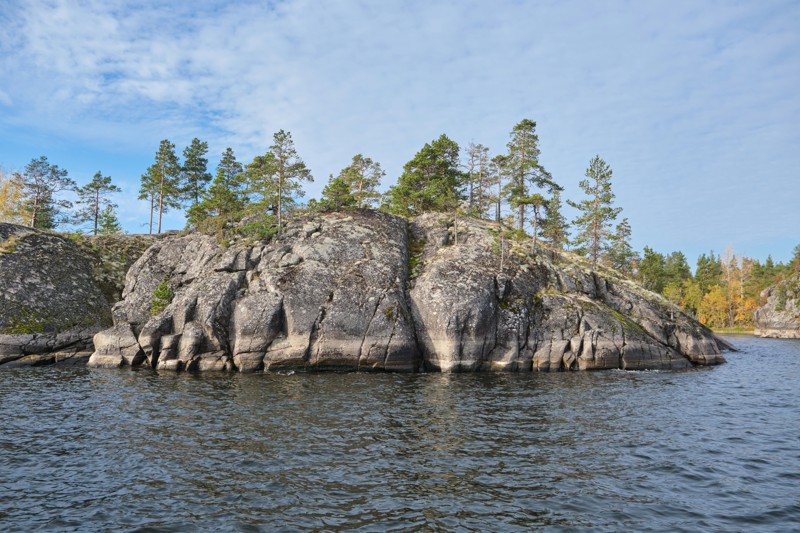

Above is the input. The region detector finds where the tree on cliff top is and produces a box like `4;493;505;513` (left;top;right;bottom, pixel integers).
503;119;560;232
244;130;312;230
16;156;75;229
568;155;621;267
186;147;246;226
74;171;121;235
382;134;463;216
181;138;212;206
336;154;384;209
139;140;182;234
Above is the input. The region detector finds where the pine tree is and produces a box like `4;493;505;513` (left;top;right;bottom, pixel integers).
465;143;490;216
336;154;384;208
695;252;723;293
606;218;638;275
74;171;120;235
638;246;666;293
503;119;560;231
320;174;356;210
244;130;312;230
188;148;246;226
382;134;463;216
489;154;509;223
16;156;75;229
539;190;569;251
181;138;211;206
138;140;182;234
97;204;123;235
568;155;621;267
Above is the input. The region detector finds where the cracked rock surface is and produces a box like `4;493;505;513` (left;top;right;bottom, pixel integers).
0;223;157;366
88;210;726;372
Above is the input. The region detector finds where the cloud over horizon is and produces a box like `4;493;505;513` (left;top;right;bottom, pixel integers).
1;0;798;263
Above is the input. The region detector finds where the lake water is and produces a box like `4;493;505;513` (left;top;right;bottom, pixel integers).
1;335;798;532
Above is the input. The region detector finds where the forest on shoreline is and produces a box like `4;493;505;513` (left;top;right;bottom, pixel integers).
2;119;797;330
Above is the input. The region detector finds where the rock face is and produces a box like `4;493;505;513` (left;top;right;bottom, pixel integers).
0;223;156;366
89;210;726;372
754;275;800;338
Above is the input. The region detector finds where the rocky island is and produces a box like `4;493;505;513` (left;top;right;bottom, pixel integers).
1;211;728;371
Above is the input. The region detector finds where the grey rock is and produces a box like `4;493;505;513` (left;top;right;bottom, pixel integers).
88;210;726;373
0;223;155;366
754;276;800;338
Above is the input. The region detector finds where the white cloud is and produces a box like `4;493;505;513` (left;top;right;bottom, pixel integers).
0;0;798;262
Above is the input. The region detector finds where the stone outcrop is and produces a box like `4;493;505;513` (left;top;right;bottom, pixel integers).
754;275;800;338
88;210;726;372
0;223;156;366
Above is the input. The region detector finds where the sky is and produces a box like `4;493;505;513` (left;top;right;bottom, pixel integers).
1;0;798;267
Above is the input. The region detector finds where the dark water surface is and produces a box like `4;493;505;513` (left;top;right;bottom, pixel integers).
1;335;799;532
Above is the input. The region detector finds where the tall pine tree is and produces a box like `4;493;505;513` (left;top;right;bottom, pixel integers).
181;138;211;206
16;156;75;229
74;171;120;235
568;155;621;267
244;130;312;230
503;119;560;232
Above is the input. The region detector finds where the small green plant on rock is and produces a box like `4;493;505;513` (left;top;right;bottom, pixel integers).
150;280;174;316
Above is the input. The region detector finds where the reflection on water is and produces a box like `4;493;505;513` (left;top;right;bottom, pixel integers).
1;335;799;531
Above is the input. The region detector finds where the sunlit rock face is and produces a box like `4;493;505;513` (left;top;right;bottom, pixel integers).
754;276;800;338
88;210;726;372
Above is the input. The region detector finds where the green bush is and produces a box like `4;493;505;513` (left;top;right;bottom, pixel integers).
150;281;174;316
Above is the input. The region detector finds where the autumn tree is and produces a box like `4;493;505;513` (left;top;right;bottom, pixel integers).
336;154;384;208
181;138;212;206
74;171;121;235
244;130;312;230
382;134;463;216
16;156;75;229
568;155;621;267
503;119;560;232
0;167;29;224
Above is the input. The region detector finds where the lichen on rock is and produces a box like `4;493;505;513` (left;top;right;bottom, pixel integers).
87;210;727;373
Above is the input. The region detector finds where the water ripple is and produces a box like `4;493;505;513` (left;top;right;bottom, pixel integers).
1;335;799;531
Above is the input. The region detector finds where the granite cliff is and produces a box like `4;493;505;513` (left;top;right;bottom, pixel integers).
85;210;726;372
754;274;800;338
0;223;156;366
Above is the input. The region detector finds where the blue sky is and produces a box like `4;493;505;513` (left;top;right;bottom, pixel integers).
1;0;798;266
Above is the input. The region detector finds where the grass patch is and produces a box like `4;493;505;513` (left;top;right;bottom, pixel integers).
712;327;754;334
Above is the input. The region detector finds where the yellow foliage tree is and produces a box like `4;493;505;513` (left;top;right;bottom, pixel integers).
0;167;30;224
698;285;728;328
